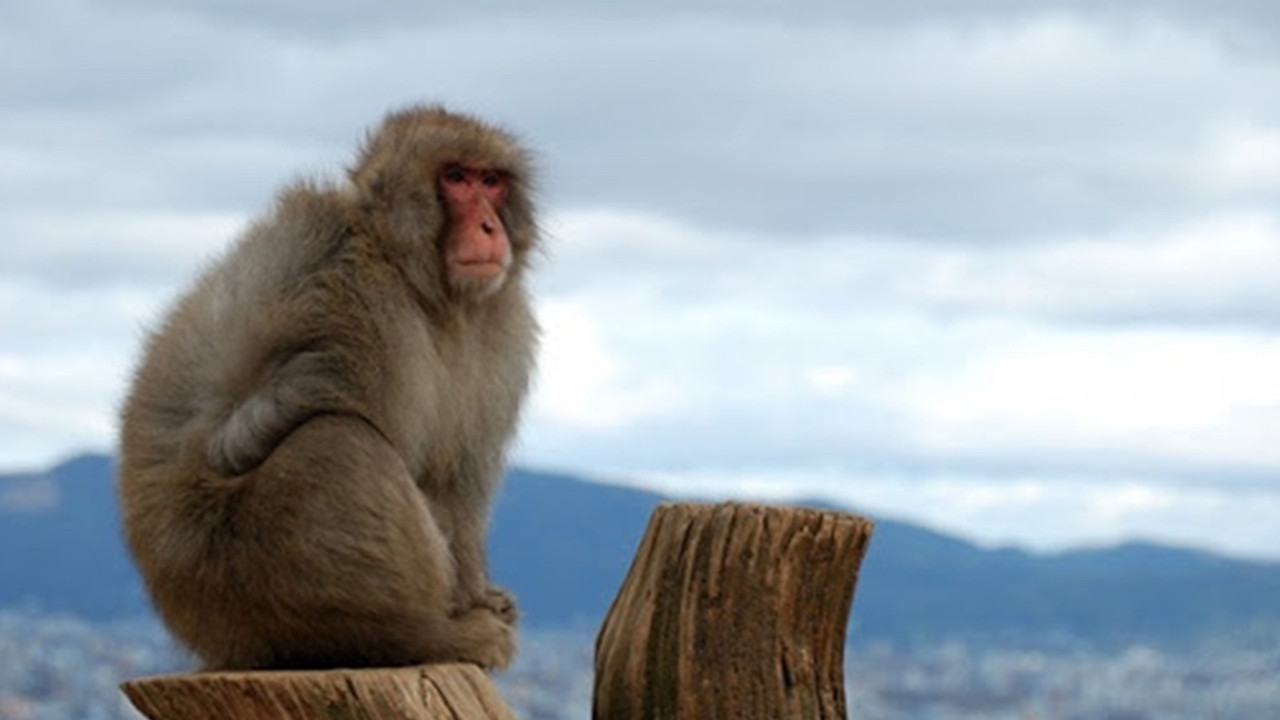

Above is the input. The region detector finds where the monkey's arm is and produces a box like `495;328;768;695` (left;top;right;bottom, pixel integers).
207;346;368;476
426;465;517;626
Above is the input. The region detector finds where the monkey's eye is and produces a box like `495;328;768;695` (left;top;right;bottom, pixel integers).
442;165;467;184
480;170;502;188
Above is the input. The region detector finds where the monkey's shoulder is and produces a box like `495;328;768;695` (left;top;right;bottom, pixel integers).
272;181;358;234
208;184;360;294
153;184;363;355
251;182;360;267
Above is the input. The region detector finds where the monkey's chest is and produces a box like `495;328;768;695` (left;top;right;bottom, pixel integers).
386;333;525;482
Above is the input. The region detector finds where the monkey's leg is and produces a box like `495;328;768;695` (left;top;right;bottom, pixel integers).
189;414;515;671
425;474;518;627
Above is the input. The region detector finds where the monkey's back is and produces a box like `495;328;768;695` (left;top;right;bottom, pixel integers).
117;185;381;562
120;186;349;465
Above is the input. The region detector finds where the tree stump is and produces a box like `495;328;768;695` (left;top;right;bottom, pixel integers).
120;663;516;720
594;502;874;720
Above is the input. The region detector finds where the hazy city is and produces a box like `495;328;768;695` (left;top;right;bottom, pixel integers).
2;609;1277;720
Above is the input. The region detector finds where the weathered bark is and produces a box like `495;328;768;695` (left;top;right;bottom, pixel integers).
594;502;874;720
121;663;516;720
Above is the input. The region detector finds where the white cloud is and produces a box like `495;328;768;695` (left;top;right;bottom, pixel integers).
3;0;1280;558
625;467;1280;561
0;211;245;287
1201;121;1280;193
532;299;691;429
0;351;126;468
519;209;1280;555
895;324;1280;476
908;214;1280;325
873;476;1280;562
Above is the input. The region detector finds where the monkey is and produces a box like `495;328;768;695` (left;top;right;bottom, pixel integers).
116;105;539;671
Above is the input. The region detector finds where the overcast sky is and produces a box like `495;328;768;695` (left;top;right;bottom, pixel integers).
3;0;1279;560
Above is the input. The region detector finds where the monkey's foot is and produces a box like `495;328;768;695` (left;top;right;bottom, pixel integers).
451;586;518;627
448;606;517;670
479;586;518;627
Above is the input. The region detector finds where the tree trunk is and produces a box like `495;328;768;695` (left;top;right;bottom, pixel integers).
121;663;516;720
594;502;874;720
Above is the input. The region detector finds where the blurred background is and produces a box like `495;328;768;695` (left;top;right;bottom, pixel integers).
2;1;1279;718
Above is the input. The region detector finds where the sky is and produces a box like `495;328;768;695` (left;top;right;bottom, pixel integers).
2;0;1279;560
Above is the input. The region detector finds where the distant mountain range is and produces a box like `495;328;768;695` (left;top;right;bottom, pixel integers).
3;454;1279;649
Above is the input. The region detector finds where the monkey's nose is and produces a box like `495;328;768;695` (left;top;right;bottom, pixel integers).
480;220;495;235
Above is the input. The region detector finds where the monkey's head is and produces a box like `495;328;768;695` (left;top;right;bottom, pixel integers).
351;106;537;307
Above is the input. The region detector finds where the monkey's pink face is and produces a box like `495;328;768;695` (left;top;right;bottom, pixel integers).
440;163;512;297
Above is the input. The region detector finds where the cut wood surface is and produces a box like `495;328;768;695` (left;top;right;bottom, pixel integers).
121;663;516;720
594;502;874;720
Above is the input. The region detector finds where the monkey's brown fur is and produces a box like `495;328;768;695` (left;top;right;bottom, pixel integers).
117;106;538;671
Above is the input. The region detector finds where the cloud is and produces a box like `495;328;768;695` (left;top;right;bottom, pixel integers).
519;13;1280;237
0;349;128;469
2;0;1279;557
10;3;1280;239
523;211;1280;488
632;468;1280;561
889;214;1280;327
541;208;1280;330
533;299;691;430
0;211;245;288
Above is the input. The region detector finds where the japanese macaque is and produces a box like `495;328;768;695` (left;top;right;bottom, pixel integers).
117;105;539;671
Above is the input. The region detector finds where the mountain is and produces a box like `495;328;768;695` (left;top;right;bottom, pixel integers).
854;519;1280;647
0;455;147;619
3;454;1279;648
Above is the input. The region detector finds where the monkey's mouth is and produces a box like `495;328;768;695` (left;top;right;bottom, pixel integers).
452;261;507;280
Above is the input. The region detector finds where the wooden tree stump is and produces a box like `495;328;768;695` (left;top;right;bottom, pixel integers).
120;663;516;720
594;502;874;720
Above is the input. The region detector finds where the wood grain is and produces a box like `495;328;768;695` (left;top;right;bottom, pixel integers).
121;663;516;720
593;502;874;720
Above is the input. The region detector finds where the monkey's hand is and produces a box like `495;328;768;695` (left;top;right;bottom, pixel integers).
449;604;518;670
208;391;289;476
479;586;519;628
